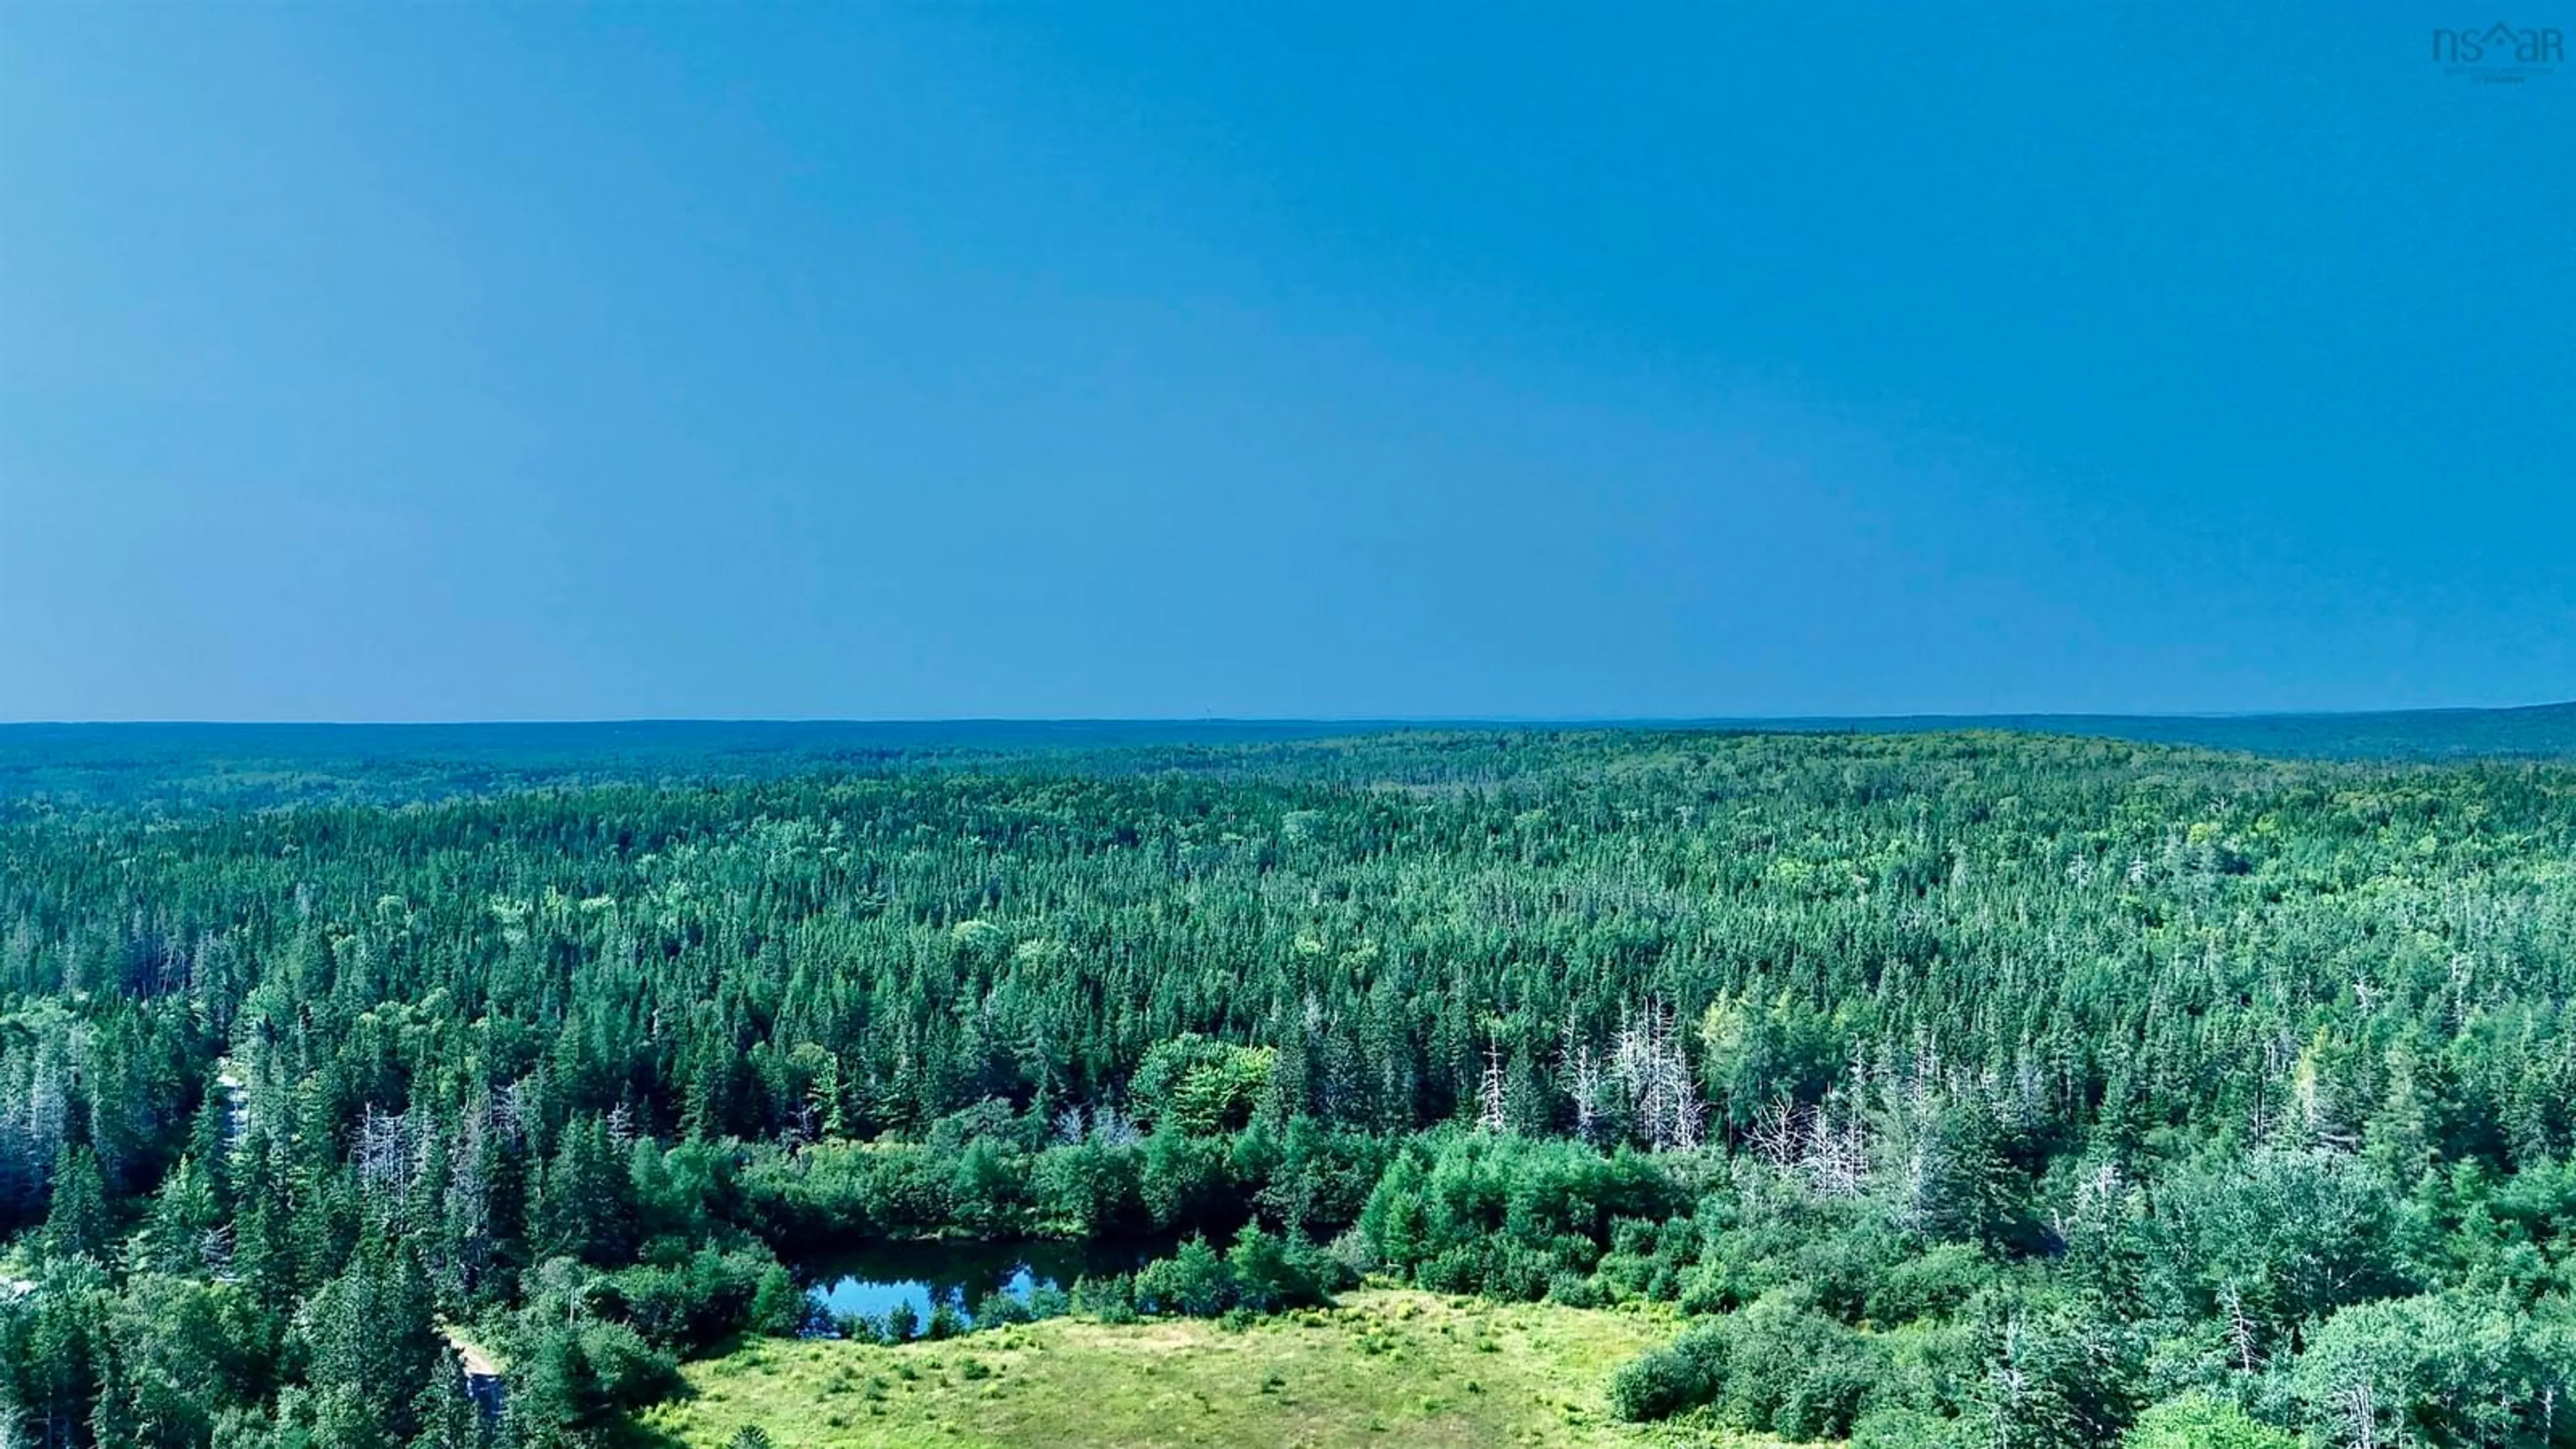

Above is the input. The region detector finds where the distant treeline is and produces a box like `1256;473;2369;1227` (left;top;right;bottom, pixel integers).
4;701;2571;808
0;730;2570;1446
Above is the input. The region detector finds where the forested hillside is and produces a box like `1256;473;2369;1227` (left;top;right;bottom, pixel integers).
1;731;2570;1447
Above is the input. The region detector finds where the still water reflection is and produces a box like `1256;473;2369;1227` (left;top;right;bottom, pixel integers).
803;1239;1169;1329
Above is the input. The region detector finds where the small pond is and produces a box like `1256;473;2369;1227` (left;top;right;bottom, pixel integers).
802;1238;1171;1330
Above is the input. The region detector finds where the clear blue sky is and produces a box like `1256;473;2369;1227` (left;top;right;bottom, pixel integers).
3;5;2568;721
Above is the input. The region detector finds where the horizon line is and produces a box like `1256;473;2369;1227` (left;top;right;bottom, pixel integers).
3;699;2569;731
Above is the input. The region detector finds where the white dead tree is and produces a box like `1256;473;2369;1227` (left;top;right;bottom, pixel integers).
1087;1102;1141;1148
2337;1378;2383;1449
1746;1085;1866;1197
1569;1045;1603;1143
1803;1093;1868;1197
355;1104;412;1205
1476;1036;1510;1134
1989;1316;2032;1449
1748;1098;1806;1171
2218;1281;2260;1374
1611;1001;1703;1152
1558;1009;1604;1144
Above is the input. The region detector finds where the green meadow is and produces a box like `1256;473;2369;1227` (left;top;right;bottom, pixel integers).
630;1289;1783;1449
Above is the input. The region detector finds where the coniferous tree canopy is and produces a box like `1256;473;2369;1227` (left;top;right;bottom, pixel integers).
0;728;2569;1446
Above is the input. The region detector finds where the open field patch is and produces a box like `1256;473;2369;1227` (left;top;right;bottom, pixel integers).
631;1289;1787;1448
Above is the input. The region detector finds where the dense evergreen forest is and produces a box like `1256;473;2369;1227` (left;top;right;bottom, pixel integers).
1;727;2571;1447
7;703;2570;809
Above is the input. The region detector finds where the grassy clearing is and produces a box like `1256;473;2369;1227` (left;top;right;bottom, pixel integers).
628;1288;1782;1448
